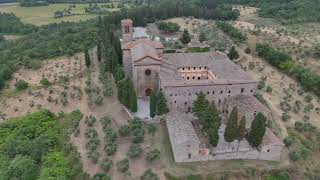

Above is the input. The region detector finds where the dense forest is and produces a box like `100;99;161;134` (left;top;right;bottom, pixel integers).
0;13;38;34
0;110;85;179
229;0;320;23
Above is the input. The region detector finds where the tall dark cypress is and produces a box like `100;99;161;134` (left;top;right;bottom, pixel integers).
247;112;267;148
84;48;91;68
224;107;239;142
150;90;156;118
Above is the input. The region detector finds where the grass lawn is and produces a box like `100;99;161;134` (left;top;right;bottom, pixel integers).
0;3;118;26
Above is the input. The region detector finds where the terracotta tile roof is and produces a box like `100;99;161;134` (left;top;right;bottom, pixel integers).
225;94;270;114
131;43;162;62
262;128;284;146
159;52;255;85
121;19;132;23
166;112;201;146
121;39;164;50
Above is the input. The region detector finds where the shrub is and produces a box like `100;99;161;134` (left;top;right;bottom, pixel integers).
141;169;159;180
248;61;255;70
117;158;129;173
104;142;117;156
40;78;51;87
88;150;99;164
146;149;160;162
104;127;117;142
147;124;156;135
15;79;28;90
304;104;314;113
289;151;300;161
92;173;111;180
283;137;294;147
118;125;130;137
127;143;142;158
100;158;112;172
100;116;111;129
93;95;104;105
132;128;145;143
304;95;313;103
282;113;291;121
245;47;251;54
85;115;96;127
257;80;265;90
266;86;272;93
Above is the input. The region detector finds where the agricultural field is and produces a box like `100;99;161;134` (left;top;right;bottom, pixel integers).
0;3;118;26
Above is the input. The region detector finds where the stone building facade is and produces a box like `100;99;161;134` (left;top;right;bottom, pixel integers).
120;19;284;162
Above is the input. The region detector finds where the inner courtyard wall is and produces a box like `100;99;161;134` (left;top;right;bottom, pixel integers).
162;82;257;112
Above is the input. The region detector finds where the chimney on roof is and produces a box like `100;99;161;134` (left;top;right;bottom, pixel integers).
121;19;133;42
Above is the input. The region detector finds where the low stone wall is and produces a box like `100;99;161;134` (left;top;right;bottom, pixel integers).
175;148;283;163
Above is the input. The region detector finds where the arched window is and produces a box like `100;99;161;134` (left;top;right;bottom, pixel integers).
145;69;151;76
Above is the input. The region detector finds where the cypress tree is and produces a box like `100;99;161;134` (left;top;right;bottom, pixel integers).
192;92;209;122
247;112;267;148
180;29;191;44
227;46;239;60
208;128;219;147
150;90;156;118
199;32;207;43
224;107;239;142
238;116;246;140
155;89;169;115
130;86;138;113
0;77;4;90
85;48;91;67
97;42;102;62
204;102;221;147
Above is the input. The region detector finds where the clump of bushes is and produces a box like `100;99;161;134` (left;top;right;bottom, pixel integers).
257;80;265;90
15;79;28;90
85;115;96;127
147;124;156;136
141;169;159;180
60;91;68;106
92;173;110;180
104;142;117;156
100;116;111;129
85;127;100;164
146;149;160;162
40;78;51;87
70;110;83;136
100;158;112;172
117;158;129;173
127;143;142;158
118;125;130;137
130;118;145;143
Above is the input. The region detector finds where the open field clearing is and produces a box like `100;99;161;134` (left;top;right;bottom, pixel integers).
0;3;118;26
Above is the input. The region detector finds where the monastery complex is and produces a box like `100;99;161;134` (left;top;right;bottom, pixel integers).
120;19;284;162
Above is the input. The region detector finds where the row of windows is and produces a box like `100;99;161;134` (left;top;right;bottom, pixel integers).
179;67;207;71
185;76;202;80
168;88;252;97
170;99;223;108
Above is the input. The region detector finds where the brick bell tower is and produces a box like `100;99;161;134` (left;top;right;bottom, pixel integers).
121;19;133;42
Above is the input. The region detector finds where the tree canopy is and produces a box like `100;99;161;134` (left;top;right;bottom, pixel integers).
192;92;221;147
247;112;267;148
